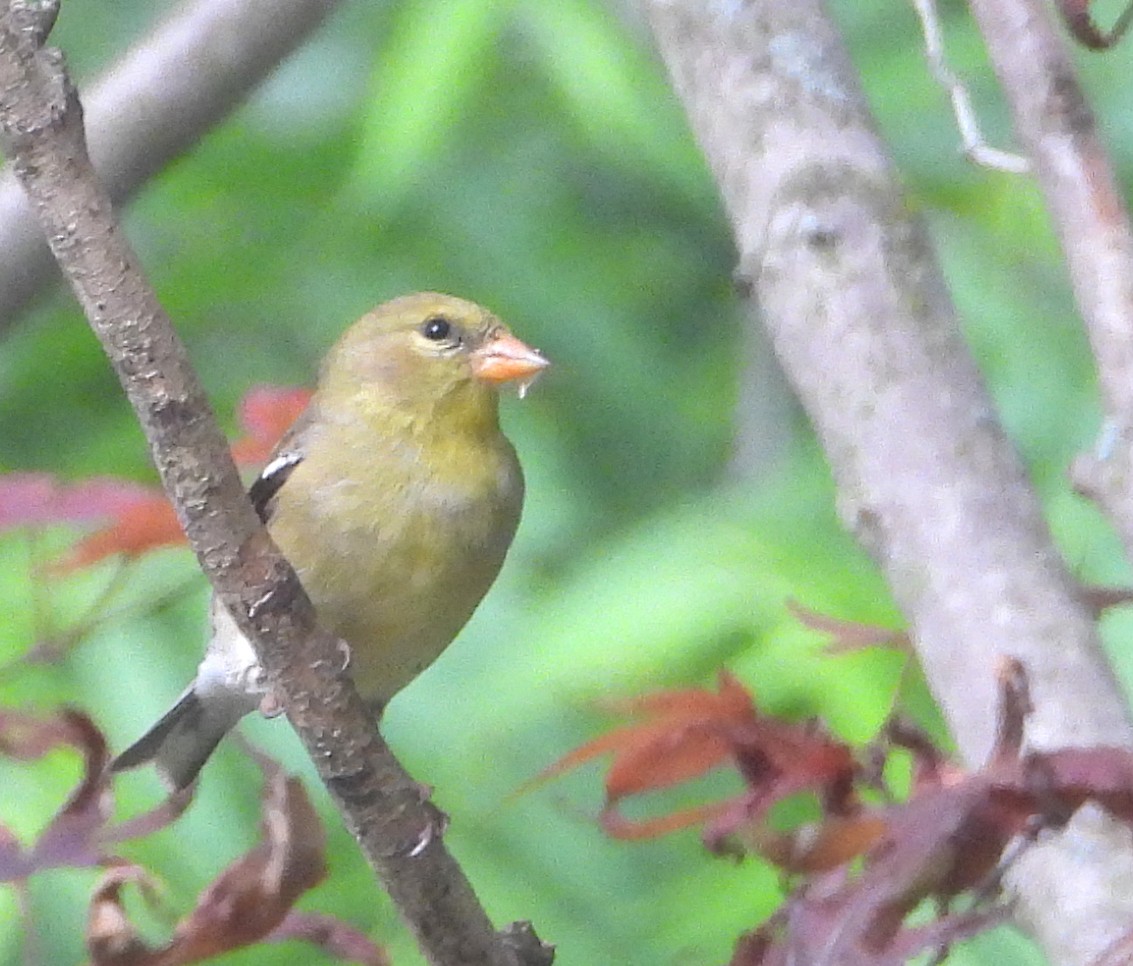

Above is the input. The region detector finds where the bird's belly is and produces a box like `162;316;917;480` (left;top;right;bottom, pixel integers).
310;548;492;701
277;483;517;703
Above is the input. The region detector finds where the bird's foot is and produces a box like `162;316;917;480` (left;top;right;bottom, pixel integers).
408;798;449;857
336;639;352;672
258;691;286;718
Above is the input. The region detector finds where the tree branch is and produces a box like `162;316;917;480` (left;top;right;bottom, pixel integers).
0;0;345;331
641;0;1133;963
964;0;1133;581
910;0;1030;173
0;4;550;965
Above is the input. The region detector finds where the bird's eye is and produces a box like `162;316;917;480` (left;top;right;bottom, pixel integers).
421;317;452;342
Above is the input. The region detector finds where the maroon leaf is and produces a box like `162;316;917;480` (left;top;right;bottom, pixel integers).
545;657;1133;962
270;912;391;965
0;709;189;882
1056;0;1133;49
0;709;110;880
88;759;328;965
0;473;167;532
87;865;164;966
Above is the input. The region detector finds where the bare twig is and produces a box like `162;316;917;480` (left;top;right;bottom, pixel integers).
909;0;1030;172
640;0;1133;963
961;5;1133;958
0;0;346;331
0;4;550;965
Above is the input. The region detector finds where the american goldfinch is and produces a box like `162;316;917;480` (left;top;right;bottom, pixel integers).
112;293;549;789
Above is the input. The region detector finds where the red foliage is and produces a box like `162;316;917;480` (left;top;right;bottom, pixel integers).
269;912;392;966
543;657;1133;963
0;709;385;965
0;474;170;535
0;472;184;572
0;384;311;575
0;709;188;883
537;671;855;841
229;385;312;466
51;494;185;574
88;758;330;966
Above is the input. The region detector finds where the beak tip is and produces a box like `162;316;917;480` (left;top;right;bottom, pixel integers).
473;332;551;387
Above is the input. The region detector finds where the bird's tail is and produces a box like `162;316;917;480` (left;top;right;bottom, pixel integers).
111;685;249;790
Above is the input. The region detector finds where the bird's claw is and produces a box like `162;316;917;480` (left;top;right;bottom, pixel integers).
407;801;449;857
259;691;285;718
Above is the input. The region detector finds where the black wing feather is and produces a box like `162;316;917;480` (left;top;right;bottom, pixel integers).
248;451;301;522
246;406;313;523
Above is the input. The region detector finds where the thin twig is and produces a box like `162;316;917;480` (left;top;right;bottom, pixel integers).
909;0;1030;173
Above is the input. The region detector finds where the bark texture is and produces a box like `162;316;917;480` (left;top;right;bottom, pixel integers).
642;1;1133;962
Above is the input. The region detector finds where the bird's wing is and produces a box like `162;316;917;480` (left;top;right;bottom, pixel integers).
247;406;315;523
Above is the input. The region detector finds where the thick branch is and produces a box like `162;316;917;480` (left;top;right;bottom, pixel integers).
0;0;345;330
0;5;549;966
964;0;1133;580
641;0;1133;963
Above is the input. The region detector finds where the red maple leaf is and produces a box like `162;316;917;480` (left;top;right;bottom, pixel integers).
0;384;312;575
536;672;856;841
0;474;185;573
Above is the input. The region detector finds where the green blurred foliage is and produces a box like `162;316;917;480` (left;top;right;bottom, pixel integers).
1;0;1131;963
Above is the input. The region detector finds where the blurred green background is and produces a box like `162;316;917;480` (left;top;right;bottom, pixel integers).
2;0;1132;963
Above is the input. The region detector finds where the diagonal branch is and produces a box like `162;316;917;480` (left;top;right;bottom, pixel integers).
0;0;346;331
0;3;550;965
640;0;1133;963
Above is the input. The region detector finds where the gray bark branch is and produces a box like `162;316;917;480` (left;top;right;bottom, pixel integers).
641;1;1133;963
0;0;345;331
964;0;1133;590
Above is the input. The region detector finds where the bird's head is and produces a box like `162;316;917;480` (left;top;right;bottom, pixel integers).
319;292;549;434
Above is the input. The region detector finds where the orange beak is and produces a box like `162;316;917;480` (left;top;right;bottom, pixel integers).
471;330;550;394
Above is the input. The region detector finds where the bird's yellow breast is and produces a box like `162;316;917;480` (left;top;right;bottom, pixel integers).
266;414;523;703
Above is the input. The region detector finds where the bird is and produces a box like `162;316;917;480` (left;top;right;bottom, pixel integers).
112;292;549;789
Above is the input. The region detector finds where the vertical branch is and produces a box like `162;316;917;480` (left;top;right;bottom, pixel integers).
964;0;1133;566
641;0;1133;963
0;4;549;965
